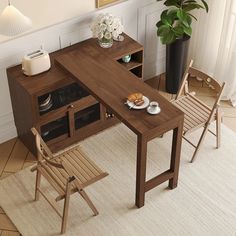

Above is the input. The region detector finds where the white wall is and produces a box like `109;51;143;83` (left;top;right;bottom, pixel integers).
0;0;163;143
0;0;96;43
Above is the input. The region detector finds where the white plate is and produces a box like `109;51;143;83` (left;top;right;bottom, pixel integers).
126;96;150;109
147;106;161;115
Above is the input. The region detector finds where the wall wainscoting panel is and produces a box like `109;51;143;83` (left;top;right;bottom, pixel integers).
59;24;92;49
138;1;165;80
0;112;17;144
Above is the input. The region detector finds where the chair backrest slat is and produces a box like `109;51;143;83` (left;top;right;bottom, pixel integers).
176;59;193;98
188;67;222;92
31;127;63;169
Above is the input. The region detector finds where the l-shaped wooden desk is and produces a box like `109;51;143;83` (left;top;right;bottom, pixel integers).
55;35;184;208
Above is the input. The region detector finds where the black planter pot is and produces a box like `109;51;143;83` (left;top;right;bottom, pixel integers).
165;35;190;94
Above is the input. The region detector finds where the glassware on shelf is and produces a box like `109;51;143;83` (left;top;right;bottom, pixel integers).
38;93;53;112
122;55;131;63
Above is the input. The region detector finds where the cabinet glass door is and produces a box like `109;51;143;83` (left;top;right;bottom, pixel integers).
40;116;69;142
38;83;89;116
74;103;100;130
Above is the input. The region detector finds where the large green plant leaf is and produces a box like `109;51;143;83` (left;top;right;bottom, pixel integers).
160;10;173;25
183;26;192;36
163;0;181;7
183;0;198;4
157;25;171;36
183;3;203;12
200;0;209;12
160;30;176;44
172;26;184;37
177;9;189;27
156;20;163;28
187;12;197;21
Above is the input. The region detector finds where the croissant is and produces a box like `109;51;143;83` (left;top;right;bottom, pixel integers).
127;93;143;102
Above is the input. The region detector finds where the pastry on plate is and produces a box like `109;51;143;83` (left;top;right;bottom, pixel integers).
127;92;143;102
127;92;144;106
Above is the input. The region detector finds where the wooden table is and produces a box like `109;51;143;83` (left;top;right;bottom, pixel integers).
55;36;184;208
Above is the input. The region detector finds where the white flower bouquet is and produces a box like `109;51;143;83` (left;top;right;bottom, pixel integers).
90;13;124;42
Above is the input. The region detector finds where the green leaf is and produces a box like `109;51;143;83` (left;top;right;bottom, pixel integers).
160;10;173;25
167;9;178;21
172;26;184;37
182;3;203;12
156;20;163;28
177;9;186;21
187;12;197;21
157;25;171;36
177;9;189;27
161;30;176;44
183;0;197;4
163;0;181;7
186;14;192;25
160;10;168;22
184;26;192;36
201;0;209;12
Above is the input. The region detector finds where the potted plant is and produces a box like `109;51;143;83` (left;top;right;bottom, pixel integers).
156;0;208;93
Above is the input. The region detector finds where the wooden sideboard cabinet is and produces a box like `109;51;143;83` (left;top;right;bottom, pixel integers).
7;34;143;155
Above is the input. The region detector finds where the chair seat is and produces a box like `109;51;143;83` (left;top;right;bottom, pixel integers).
39;147;108;196
172;94;212;134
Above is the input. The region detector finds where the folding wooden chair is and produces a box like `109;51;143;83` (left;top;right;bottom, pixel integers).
171;60;225;163
31;127;108;234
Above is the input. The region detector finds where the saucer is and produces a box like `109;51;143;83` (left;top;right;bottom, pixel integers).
147;105;161;115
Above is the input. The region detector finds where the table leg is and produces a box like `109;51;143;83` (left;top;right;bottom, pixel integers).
169;121;183;189
135;135;147;208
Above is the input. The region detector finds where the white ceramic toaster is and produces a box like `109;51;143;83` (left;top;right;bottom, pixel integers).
22;50;51;76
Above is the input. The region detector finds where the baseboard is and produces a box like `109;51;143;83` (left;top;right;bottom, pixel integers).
0;112;17;144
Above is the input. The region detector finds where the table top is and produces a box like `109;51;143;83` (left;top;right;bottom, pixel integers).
55;36;183;138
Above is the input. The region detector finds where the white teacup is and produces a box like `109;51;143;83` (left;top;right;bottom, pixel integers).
147;101;160;114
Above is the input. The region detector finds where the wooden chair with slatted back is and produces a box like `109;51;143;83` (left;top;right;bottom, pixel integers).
171;60;225;163
30;127;108;234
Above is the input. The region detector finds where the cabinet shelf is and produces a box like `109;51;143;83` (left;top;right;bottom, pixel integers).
116;50;143;79
38;83;89;116
118;60;143;71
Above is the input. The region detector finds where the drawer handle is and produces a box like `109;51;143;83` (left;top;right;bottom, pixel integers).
106;112;114;119
69;104;74;109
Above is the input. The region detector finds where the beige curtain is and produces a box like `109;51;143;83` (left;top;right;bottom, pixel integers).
189;0;236;106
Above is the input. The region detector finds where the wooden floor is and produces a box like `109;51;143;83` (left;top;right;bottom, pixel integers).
0;76;235;236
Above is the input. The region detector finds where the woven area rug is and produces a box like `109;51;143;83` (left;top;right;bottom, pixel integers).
0;123;236;236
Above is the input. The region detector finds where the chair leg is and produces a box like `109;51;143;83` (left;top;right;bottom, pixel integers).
61;181;71;234
79;189;99;216
190;124;210;163
35;169;41;201
216;110;221;149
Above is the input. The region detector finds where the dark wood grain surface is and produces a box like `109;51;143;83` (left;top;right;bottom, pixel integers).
55;41;183;137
